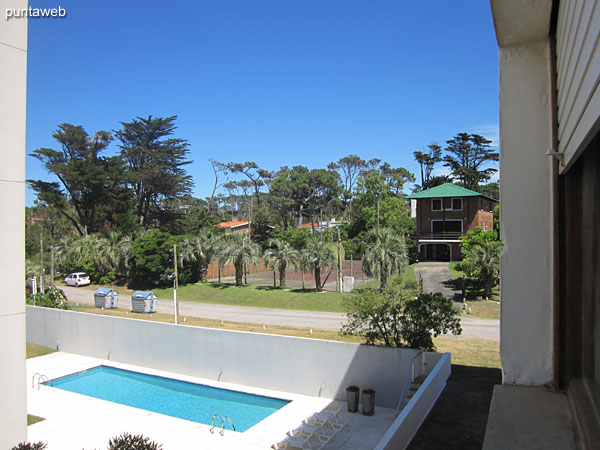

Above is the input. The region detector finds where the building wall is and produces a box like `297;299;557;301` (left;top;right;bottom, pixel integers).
25;306;444;409
0;1;28;447
470;210;494;232
416;196;492;237
491;0;556;384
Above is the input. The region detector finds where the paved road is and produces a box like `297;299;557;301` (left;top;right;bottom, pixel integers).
61;285;498;339
413;262;461;301
61;286;347;329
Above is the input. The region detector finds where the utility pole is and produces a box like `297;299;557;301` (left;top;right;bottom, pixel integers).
50;245;55;287
376;200;380;232
337;227;343;293
173;245;179;324
39;232;44;293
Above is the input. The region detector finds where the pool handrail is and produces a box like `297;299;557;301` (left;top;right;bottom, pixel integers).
223;415;236;433
210;413;224;434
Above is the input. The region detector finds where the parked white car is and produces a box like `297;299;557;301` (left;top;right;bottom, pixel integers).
64;272;90;287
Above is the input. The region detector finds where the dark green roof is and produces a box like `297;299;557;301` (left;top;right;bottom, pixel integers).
407;183;497;201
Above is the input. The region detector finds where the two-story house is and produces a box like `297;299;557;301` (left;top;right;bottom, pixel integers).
407;183;497;261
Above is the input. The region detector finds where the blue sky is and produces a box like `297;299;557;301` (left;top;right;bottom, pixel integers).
25;0;499;205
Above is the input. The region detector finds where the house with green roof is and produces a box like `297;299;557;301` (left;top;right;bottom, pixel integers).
407;183;497;261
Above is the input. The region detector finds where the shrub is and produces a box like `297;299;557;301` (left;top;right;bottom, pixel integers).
341;287;461;351
11;442;47;450
26;287;69;310
129;231;199;288
61;256;101;282
107;433;162;450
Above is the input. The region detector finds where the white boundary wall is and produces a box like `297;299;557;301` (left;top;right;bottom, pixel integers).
375;353;452;449
26;306;444;409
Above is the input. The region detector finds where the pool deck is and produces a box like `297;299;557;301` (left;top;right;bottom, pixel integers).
27;353;398;449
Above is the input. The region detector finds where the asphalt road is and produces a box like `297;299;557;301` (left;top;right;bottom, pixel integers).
61;285;499;339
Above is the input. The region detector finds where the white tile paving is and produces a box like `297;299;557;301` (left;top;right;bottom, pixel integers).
27;353;397;449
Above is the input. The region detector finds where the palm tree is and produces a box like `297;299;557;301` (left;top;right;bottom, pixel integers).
463;239;502;298
179;230;221;282
263;239;299;288
219;233;260;286
298;248;312;290
305;239;335;291
362;227;407;290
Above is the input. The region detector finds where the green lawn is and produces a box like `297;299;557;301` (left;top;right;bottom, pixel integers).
26;343;55;359
402;263;418;286
155;283;352;312
28;415;44;426
449;261;464;280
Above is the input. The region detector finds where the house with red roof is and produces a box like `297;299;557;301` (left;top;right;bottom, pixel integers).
215;220;250;233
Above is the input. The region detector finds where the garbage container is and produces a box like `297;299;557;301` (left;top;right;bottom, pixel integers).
131;291;158;313
111;290;119;308
95;288;118;309
342;276;355;293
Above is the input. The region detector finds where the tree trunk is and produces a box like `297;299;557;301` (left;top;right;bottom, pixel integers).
301;270;305;290
235;260;243;286
273;269;276;288
279;261;286;288
380;271;388;291
200;261;208;282
315;267;321;291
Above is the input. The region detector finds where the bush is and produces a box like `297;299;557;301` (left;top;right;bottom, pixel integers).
129;231;199;289
11;442;47;450
341;287;461;351
61;256;101;282
26;287;69;310
107;433;162;450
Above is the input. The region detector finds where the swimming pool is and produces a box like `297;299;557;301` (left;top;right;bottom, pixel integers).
45;366;290;432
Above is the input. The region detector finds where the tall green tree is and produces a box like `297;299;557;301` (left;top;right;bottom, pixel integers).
413;143;442;190
328;154;367;206
115;115;193;228
29;124;131;235
443;133;499;190
270;166;341;230
219;233;261;286
362;227;408;290
263;239;300;288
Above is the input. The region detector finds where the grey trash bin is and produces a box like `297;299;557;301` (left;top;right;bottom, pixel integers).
131;291;157;313
95;288;118;309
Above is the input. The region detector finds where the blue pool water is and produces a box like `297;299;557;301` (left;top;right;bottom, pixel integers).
45;366;289;432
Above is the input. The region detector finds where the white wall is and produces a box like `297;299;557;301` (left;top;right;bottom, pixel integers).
490;0;556;385
0;1;28;447
27;307;443;409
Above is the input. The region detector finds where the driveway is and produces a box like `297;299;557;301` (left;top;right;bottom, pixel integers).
414;262;461;301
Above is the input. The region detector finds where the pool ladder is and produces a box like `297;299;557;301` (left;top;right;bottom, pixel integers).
31;373;51;390
210;413;236;436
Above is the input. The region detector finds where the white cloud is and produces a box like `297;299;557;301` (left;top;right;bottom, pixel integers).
434;167;452;177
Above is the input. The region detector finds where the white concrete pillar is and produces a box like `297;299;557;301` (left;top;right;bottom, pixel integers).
0;0;28;446
498;39;555;385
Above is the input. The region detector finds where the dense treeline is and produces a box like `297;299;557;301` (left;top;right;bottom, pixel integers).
27;116;498;288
